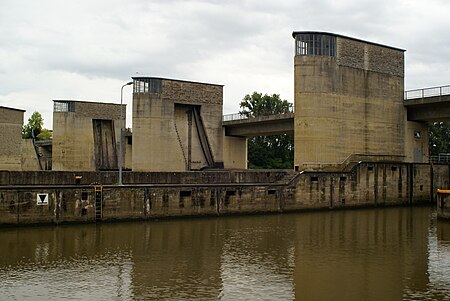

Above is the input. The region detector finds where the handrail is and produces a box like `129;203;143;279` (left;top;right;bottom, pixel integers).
430;153;450;164
223;106;294;122
404;84;450;100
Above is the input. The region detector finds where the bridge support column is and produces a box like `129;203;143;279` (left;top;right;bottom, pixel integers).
223;133;247;169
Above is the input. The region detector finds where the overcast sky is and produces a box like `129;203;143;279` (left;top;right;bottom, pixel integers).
1;0;449;128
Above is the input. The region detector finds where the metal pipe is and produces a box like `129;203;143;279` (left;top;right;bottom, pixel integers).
119;81;133;185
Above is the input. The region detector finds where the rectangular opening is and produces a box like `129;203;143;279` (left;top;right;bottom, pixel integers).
311;176;319;182
368;166;374;171
54;101;75;112
391;166;397;171
294;165;299;172
226;190;236;196
81;192;88;201
162;194;169;208
340;177;347;181
93;119;118;171
268;189;276;195
180;191;191;197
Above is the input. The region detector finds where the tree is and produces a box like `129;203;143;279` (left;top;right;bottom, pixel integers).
36;129;53;140
22;111;51;140
239;92;294;169
429;121;450;156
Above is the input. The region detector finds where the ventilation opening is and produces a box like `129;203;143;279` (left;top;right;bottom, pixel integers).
268;189;276;195
180;191;191;197
368;166;374;171
340;177;347;181
226;190;236;196
81;192;88;201
311;176;319;182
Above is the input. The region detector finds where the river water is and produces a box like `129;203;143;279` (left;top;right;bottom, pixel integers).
0;206;449;301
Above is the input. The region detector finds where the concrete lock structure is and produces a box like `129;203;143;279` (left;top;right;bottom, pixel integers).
292;31;428;171
132;77;224;172
0;106;25;170
52;100;125;171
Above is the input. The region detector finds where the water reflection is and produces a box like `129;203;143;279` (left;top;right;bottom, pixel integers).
0;207;449;300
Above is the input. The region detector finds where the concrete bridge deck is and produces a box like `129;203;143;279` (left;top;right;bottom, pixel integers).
223;85;450;136
404;85;450;121
223;112;294;137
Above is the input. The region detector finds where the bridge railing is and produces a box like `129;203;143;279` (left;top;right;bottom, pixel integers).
223;106;294;122
405;85;450;100
430;153;450;164
223;113;248;122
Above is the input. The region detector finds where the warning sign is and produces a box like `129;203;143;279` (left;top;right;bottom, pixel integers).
37;193;49;205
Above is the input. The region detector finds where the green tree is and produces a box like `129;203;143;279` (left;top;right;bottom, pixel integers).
239;92;294;169
429;121;450;156
36;129;53;140
22;111;51;140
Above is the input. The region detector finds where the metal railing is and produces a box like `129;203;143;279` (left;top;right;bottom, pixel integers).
430;153;450;164
223;113;249;122
223;106;294;122
405;85;450;100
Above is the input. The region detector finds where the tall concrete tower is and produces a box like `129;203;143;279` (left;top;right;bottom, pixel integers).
292;31;428;171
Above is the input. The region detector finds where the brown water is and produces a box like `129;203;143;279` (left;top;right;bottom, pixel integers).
0;207;449;301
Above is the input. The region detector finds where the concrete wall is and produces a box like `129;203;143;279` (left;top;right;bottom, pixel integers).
132;78;223;172
0;107;24;171
21;140;40;171
52;101;124;171
223;134;247;169
0;162;447;226
293;33;428;170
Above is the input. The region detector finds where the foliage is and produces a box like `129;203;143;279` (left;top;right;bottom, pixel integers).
429;121;450;156
36;129;53;141
239;92;294;169
240;92;292;117
22;111;51;140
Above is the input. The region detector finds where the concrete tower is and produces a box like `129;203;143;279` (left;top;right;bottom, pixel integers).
292;31;428;170
131;77;224;172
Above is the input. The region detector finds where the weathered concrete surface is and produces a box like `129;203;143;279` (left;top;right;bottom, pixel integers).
223;133;247;169
0;163;447;226
52;101;125;171
132;78;223;172
405;94;450;121
437;190;450;220
223;113;294;137
293;33;429;170
0;170;290;186
0;107;24;171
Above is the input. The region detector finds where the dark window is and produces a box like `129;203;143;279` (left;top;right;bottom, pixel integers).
295;34;336;56
133;78;162;93
226;190;236;196
54;101;75;112
268;189;276;195
311;176;319;182
81;192;88;201
368;166;374;171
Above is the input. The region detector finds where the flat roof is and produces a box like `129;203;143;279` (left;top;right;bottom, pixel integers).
132;76;224;87
0;105;25;112
53;100;124;106
292;31;406;52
